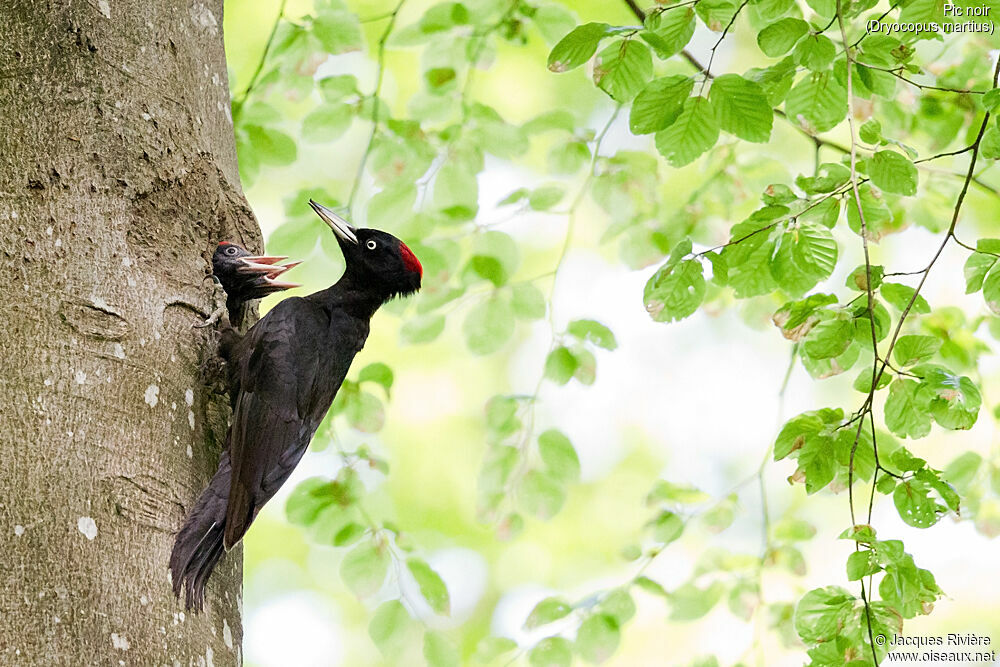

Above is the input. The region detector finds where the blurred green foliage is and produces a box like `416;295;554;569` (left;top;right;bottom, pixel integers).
222;0;1000;664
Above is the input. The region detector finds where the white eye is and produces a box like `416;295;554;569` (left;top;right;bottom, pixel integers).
366;240;377;250
225;246;238;255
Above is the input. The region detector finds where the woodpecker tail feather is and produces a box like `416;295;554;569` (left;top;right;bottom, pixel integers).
169;454;231;611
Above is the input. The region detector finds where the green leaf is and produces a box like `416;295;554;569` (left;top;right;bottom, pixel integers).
648;510;685;544
654;96;720;167
696;0;740;30
418;2;470;33
369;600;414;658
511;283;547;320
793;34;836;71
839;524;877;542
424;66;457;91
757;18;809;57
852;368;891;393
846;549;881;580
538;429;581;482
525;597;573;629
469;231;520;286
880;282;930;314
963;249;998;293
285;475;358;525
575;614;620;664
593;39;653;102
708;74;773;143
333;522;366;546
340;540;389;597
634;576;669;597
629;75;694;134
529;185;566;210
644;259;706;322
984;87;1000;112
547;22;611;72
984;266;1000;314
982;126;1000;160
529;637;573;667
893;335;941;366
943;451;982;490
721;208;785;297
463;297;514;355
893;480;942;528
532;5;577;44
770;221;838;295
884;379;932;439
246;125;298;166
424;631;460;667
916;364;981;430
519;470;566;519
870;150;918;196
860;118;883;144
803;318;852;359
318;74;358;102
647;480;710;504
545;346;579;385
796;162;850;194
746;57;797;106
641;8;696;58
567;319;617;349
366;184;417;230
669;581;724;621
794;586;854;643
772;518;817;541
313;10;363;54
359;362;393;396
845;263;884;291
407;558;450;615
597;589;636;625
400;314;446;344
784;71;847;133
434;160;479;219
301;104;353;142
772;293;835;342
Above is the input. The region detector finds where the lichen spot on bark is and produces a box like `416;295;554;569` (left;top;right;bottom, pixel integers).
77;517;98;540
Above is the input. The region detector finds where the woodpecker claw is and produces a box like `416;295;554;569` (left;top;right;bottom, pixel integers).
194;306;228;329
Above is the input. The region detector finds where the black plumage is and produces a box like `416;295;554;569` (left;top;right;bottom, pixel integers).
171;202;422;610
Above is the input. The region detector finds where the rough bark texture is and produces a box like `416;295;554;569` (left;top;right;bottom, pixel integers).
0;1;259;664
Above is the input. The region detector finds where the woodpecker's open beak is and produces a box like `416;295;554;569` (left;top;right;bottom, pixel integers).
237;256;290;275
261;275;302;290
309;200;358;245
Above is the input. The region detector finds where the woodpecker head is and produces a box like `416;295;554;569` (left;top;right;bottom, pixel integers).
211;242;302;301
309;200;423;301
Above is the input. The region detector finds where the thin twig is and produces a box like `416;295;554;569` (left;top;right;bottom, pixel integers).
836;6;882;663
232;0;288;114
346;0;407;215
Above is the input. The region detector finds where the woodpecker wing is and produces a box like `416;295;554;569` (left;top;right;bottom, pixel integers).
222;296;365;548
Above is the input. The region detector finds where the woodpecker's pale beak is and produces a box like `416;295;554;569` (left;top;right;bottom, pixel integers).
309;200;358;245
261;276;302;290
237;256;289;275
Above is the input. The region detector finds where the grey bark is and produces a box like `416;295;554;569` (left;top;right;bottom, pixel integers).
0;1;260;664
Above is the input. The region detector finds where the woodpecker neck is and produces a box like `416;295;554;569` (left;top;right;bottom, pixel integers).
309;274;387;320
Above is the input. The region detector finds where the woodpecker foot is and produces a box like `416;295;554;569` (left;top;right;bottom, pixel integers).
194;306;227;329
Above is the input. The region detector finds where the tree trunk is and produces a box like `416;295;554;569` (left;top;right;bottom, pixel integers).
0;1;258;664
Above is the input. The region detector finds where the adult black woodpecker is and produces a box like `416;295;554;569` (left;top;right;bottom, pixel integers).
170;201;422;610
209;242;302;329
